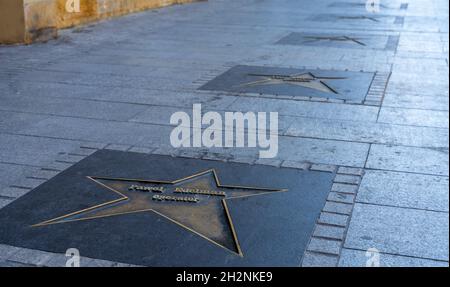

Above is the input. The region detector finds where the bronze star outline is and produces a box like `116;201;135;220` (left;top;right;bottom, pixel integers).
302;35;366;46
339;15;380;22
32;169;287;256
236;72;346;94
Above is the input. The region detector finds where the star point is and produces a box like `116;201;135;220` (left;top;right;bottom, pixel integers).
33;169;286;256
237;72;346;94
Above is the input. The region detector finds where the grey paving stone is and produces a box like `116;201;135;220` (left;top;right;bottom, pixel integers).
331;183;359;194
363;100;382;106
18;117;173;148
8;248;54;266
378;107;449;128
281;160;310;170
254;158;282;167
318;212;349;227
383;93;449;111
227;157;256;165
0;95;149;122
80;142;108;150
43;161;74;172
387;79;448;98
44;254;72;267
0;134;84;167
366;144;449;176
0;163;38;187
307;238;341;256
55;154;85;164
10;81;237;110
313;224;346;240
327;192;355;204
345;204;449;261
301;252;338;267
0;260;34;267
128;146;155;154
27;169;60;180
152;145;181;156
17;69;195;91
169;112;294;137
83;258;117;267
70;147;99;156
202;152;233;162
105;144;132;151
286;117;449;149
339;248;449;267
323;201;353;215
334;174;361;185
9;177;46;189
177;148;207;159
228;97;379;122
112;262;141;267
310;164;336;173
279;137;369;167
357;170;449;212
337;167;364;176
0;187;29;199
0;197;13;208
0;244;21;261
130;105;192;126
40;61;208;80
0;111;49;134
45;254;101;267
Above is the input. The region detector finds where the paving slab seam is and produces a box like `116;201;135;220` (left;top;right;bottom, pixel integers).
2;103;378;128
302;165;365;266
0;244;138;267
194;87;386;107
365;72;392;107
364;167;450;178
342;247;450;264
354;201;449;214
0;130;379;165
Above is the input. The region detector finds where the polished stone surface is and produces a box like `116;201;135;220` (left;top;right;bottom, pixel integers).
0;0;448;266
200;65;375;101
276;32;399;51
0;150;333;266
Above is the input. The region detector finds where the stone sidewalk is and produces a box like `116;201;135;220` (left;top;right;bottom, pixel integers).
0;0;448;266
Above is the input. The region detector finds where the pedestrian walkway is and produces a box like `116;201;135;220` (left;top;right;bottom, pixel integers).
0;0;448;266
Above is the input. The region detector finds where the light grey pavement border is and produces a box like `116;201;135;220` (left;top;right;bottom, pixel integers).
0;0;448;267
302;166;364;267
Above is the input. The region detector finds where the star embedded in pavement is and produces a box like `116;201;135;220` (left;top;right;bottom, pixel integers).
33;169;286;256
339;15;380;22
237;72;346;94
302;35;366;46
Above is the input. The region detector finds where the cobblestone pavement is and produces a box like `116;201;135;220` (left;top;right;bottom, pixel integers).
0;0;448;267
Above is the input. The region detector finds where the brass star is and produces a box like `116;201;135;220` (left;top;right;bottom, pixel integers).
32;169;286;256
339;15;380;22
302;35;366;46
237;72;346;94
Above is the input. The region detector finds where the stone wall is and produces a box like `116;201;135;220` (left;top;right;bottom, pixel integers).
0;0;26;44
0;0;201;44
